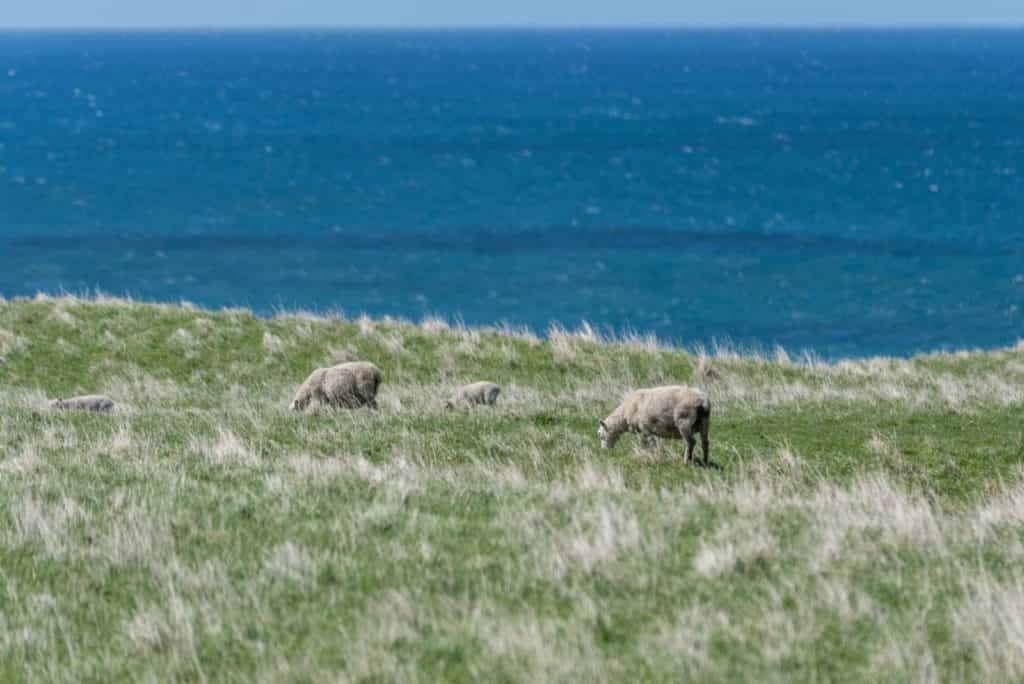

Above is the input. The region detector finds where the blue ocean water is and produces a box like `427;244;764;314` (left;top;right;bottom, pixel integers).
2;30;1024;357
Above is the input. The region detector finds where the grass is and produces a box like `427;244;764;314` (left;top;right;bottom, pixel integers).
3;293;1024;681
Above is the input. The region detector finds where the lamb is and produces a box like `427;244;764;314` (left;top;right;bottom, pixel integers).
445;381;501;409
289;361;382;411
49;394;115;412
598;385;711;464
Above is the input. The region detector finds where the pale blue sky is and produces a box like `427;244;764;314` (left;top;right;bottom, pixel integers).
2;0;1024;28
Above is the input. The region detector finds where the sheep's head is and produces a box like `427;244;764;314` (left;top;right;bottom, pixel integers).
598;419;618;449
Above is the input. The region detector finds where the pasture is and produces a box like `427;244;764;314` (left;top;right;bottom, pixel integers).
2;295;1024;681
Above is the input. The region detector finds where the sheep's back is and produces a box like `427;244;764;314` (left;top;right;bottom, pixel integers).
323;362;382;404
626;385;707;422
49;394;115;412
454;381;501;405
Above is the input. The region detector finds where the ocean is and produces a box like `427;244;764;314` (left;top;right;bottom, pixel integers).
2;29;1023;358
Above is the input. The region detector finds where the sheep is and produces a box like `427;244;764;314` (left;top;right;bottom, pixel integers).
289;361;382;411
445;381;501;409
49;395;115;412
598;385;711;464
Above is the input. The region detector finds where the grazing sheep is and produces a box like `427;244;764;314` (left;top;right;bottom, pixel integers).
49;395;115;412
289;361;382;411
445;381;501;409
598;385;711;464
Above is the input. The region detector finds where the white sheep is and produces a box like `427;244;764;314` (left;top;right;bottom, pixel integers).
49;395;115;412
598;385;711;464
289;361;382;411
445;381;501;409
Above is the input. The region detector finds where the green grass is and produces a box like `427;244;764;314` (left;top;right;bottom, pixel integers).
3;294;1024;681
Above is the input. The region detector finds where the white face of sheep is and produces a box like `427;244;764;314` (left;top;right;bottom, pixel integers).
598;420;616;449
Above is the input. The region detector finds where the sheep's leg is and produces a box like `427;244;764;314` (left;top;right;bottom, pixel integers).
700;415;711;465
676;411;698;464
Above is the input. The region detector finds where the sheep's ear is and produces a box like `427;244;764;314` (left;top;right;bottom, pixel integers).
599;419;607;429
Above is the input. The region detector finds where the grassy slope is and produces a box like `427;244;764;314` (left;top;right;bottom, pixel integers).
2;295;1024;681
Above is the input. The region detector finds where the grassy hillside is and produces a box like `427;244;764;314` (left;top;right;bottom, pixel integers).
3;294;1024;681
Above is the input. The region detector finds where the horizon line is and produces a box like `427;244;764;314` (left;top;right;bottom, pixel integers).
2;23;1024;32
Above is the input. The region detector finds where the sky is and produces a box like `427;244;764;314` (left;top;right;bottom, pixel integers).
2;0;1024;28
